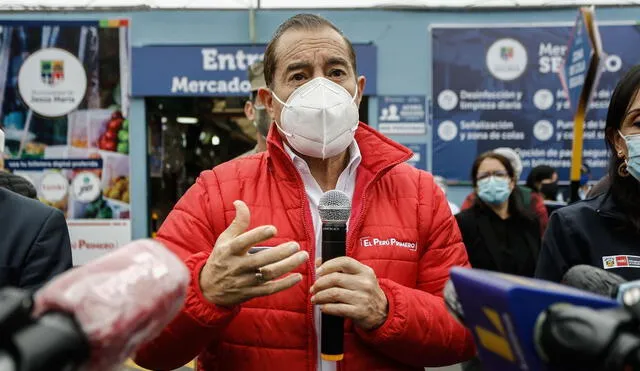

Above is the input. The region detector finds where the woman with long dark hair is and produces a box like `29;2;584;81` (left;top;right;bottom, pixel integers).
536;65;640;281
456;152;540;277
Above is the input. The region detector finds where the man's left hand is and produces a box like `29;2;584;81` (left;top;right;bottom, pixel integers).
310;257;388;331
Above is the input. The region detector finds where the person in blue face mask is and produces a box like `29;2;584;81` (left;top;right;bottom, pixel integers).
455;152;542;371
536;65;640;282
455;152;541;278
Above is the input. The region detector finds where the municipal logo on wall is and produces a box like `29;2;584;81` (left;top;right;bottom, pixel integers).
500;46;514;61
486;38;527;81
40;59;64;86
18;48;87;118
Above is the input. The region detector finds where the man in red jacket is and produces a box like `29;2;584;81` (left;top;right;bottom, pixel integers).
135;13;475;371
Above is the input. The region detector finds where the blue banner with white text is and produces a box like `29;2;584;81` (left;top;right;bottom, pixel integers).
378;95;426;135
132;44;377;97
432;23;640;183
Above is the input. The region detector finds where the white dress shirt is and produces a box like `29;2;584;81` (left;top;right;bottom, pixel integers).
283;141;362;371
448;201;461;215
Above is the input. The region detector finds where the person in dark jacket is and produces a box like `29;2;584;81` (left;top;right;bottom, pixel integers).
536;65;640;282
526;164;568;215
456;151;541;371
0;171;37;199
456;152;541;277
237;61;270;159
0;186;72;291
526;165;561;201
461;147;549;236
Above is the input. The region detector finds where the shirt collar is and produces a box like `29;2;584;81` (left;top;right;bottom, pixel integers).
283;141;362;176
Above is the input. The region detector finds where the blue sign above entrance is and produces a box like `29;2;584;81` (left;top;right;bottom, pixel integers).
132;44;377;97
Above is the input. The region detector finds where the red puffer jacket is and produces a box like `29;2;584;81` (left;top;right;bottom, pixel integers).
134;123;476;371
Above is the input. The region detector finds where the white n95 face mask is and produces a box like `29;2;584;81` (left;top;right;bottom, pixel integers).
272;77;359;160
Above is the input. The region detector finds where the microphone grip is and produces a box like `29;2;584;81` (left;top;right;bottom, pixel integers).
321;222;346;362
10;312;90;371
0;350;17;371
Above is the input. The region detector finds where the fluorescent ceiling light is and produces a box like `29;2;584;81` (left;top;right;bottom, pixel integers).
177;116;198;124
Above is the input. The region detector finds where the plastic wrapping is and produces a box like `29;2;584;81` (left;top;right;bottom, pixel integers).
33;239;190;371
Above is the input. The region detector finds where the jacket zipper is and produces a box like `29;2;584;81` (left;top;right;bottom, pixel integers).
271;144;409;371
300;181;317;371
270;147;318;371
337;158;408;371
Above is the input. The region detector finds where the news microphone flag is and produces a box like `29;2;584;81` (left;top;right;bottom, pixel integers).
449;267;619;371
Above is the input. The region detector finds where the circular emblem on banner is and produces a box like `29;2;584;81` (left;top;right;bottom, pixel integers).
71;171;101;203
438;120;458;142
486;38;528;81
533;89;554;111
40;172;68;202
437;90;458;111
18;48;87;118
533;120;554;142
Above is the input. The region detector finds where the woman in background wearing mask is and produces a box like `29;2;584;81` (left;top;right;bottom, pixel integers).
461;147;549;235
456;152;540;371
536;65;640;282
455;152;540;277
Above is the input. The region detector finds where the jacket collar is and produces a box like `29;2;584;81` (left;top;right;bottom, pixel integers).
472;201;540;269
596;190;627;221
265;122;413;181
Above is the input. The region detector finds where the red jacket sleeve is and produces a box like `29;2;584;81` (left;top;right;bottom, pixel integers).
355;172;476;367
461;192;475;211
134;172;239;370
530;192;549;237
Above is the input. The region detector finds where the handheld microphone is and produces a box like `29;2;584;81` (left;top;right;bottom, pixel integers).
535;266;640;371
0;287;89;371
1;239;190;371
443;279;465;326
318;190;351;362
534;301;640;371
448;267;619;371
561;265;627;298
534;265;640;371
560;264;640;307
